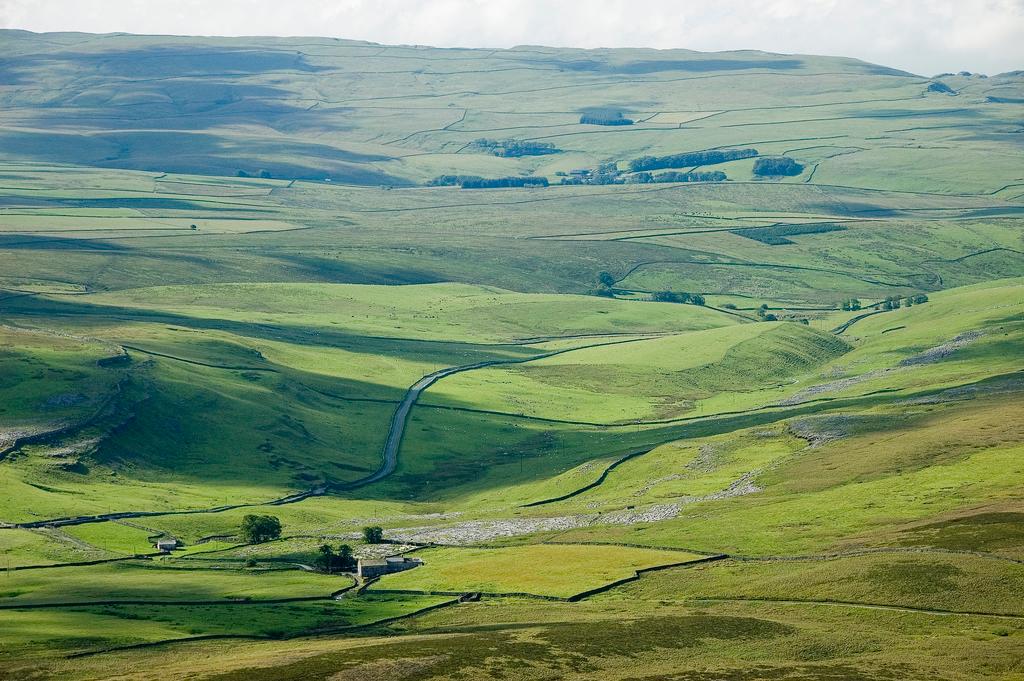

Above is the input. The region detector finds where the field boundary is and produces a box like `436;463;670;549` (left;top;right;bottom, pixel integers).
366;554;727;603
63;596;461;659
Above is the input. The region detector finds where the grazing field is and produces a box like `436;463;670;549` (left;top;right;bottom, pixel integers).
371;544;705;597
0;29;1022;680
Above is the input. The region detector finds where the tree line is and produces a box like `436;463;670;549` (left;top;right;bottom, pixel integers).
471;138;560;157
651;290;706;305
429;175;549;188
579;110;634;126
628;148;758;173
626;170;727;184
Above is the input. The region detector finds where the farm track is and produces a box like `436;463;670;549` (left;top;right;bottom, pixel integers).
336;335;665;491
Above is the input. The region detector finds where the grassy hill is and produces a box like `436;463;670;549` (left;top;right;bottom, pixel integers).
0;31;1021;681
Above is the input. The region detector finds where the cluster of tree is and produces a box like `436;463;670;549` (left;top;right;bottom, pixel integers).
236;169;273;179
428;175;549;189
731;223;846;245
927;81;955;94
757;304;778;321
878;294;929;310
881;296;902;310
240;514;282;544
651;290;706;305
752;157;804;177
315;543;355;573
628;148;757;173
590;271;618;297
558;162;623;185
841;298;862;311
579;110;634;126
362;526;384;544
471;138;559;157
428;174;479;186
626;170;727;184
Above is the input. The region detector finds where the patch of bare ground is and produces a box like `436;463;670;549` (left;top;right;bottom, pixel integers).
384;473;763;545
788;415;856;447
899;331;983;366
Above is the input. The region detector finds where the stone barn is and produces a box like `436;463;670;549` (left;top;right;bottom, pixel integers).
357;555;422;579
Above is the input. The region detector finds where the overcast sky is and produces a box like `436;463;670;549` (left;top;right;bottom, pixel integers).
2;0;1022;76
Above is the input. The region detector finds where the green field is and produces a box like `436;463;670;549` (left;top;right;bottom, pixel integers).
372;544;705;597
0;29;1022;681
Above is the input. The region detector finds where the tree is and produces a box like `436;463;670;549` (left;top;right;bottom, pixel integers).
690;294;706;306
240;514;281;544
652;290;686;303
752;157;804;177
316;544;335;572
336;544;355;570
362;526;384;544
598;271;616;288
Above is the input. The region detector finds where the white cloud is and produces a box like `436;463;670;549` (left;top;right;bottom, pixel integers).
1;0;1021;75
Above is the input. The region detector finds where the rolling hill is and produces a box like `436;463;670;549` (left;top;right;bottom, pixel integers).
0;30;1021;681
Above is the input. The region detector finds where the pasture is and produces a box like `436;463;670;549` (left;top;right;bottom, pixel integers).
0;30;1021;680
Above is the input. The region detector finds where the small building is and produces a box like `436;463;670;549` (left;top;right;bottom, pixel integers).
357;555;422;580
155;538;178;552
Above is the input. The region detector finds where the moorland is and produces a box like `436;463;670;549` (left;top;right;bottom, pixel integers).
0;29;1022;680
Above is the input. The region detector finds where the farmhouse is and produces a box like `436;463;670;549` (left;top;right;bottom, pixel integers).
357;555;422;579
154;538;178;552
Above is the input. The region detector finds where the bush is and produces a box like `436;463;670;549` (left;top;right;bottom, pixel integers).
363;526;384;544
240;514;282;544
753;157;804;177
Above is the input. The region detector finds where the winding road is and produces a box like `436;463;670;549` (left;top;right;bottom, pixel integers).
338;335;662;490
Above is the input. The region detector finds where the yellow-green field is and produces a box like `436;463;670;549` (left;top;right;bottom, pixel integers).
372;544;706;597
